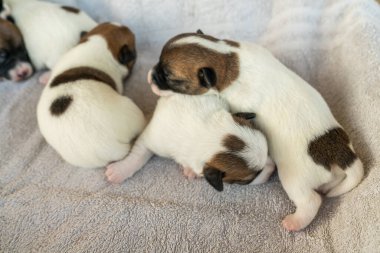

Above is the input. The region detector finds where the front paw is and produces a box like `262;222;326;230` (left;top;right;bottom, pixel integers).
105;161;133;184
282;214;303;232
182;166;198;180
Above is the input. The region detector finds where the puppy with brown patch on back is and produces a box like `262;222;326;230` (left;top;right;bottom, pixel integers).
148;30;364;231
37;23;145;169
105;70;275;191
4;0;97;83
0;17;33;81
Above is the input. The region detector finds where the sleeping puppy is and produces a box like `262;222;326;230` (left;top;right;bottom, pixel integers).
37;23;145;169
4;0;97;82
0;17;33;81
105;70;275;191
146;30;364;231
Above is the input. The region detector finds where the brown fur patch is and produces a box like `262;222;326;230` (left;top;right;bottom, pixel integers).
223;134;245;152
308;127;357;169
204;133;257;185
61;6;80;14
50;96;73;116
206;153;256;184
160;44;239;94
80;23;136;69
50;66;117;91
0;19;24;50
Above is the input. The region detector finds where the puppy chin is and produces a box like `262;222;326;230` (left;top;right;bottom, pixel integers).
8;62;34;82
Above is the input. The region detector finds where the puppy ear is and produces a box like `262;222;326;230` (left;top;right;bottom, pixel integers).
196;29;204;35
80;31;88;38
198;67;216;88
233;112;256;120
204;167;225;191
118;44;136;65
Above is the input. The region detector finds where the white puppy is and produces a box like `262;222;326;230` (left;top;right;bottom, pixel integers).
5;0;97;82
144;30;364;231
37;23;145;168
106;70;275;191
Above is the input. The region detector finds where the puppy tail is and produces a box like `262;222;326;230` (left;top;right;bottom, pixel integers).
326;158;364;197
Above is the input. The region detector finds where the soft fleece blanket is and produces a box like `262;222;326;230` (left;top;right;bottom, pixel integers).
1;0;380;252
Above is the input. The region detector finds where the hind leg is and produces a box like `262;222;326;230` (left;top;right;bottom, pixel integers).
281;186;322;231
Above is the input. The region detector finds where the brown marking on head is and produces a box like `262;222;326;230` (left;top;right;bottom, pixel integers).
80;23;137;71
61;6;80;14
308;127;357;170
0;18;24;53
50;66;117;91
232;114;259;130
203;134;260;191
151;32;239;95
223;134;245;152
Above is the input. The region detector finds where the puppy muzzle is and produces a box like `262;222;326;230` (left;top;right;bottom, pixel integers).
147;69;173;97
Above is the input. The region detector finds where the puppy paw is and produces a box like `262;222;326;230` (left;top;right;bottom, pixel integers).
105;161;132;184
38;71;51;85
282;214;303;232
182;166;198;180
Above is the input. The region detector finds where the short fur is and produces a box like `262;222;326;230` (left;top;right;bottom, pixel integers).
150;32;364;231
37;23;145;168
0;17;33;81
5;0;97;70
106;75;275;190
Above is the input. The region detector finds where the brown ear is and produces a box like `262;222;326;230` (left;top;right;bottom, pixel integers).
204;166;225;191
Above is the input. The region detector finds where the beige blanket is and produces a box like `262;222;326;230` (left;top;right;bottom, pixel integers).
1;0;379;252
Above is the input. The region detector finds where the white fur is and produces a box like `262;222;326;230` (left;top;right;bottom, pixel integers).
106;85;273;187
37;34;145;169
172;36;364;231
5;0;97;70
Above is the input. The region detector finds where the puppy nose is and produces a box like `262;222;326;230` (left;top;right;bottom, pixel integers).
17;70;28;79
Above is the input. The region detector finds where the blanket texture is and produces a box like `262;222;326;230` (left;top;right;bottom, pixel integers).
1;0;380;252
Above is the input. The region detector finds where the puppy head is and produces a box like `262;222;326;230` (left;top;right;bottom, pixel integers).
80;22;137;78
148;30;239;96
0;18;33;82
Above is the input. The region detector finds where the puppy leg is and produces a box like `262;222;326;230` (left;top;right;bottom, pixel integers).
250;156;275;185
181;166;198;180
106;139;153;184
39;71;52;85
281;187;322;232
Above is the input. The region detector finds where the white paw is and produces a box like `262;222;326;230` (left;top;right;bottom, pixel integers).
105;161;133;184
182;166;198;180
282;214;304;232
38;71;51;85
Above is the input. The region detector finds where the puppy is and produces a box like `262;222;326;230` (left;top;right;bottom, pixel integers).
0;17;33;81
4;0;97;82
147;30;364;231
37;23;145;169
105;70;275;191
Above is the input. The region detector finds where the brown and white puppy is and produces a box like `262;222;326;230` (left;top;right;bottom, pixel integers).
37;23;144;168
4;0;97;83
148;30;364;231
0;17;33;81
105;74;275;190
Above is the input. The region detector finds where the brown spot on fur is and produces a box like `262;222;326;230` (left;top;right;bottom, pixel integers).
0;19;24;50
61;6;80;14
308;127;357;169
80;23;136;70
50;67;117;91
50;96;73;116
223;134;245;152
206;153;257;184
